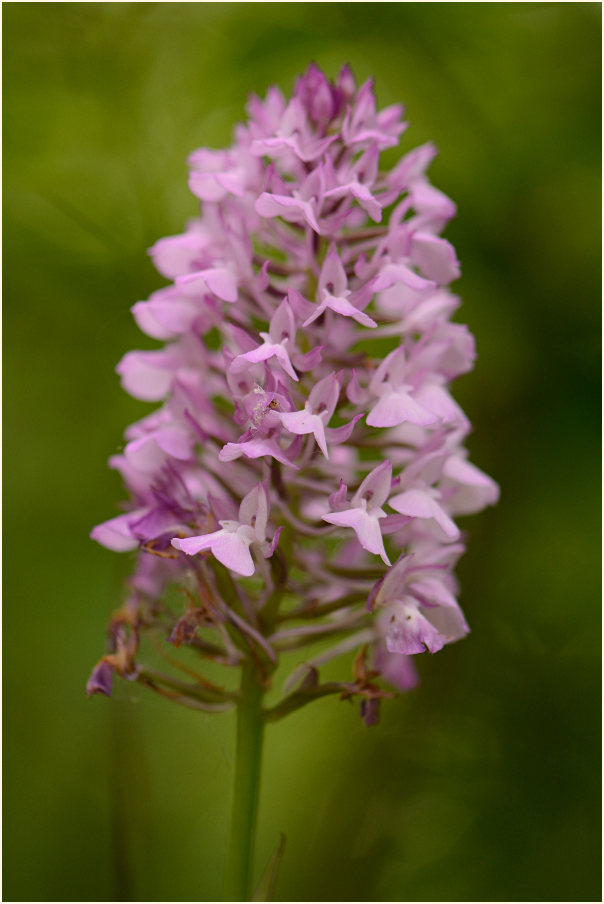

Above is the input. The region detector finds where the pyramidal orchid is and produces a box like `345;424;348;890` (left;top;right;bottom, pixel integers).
89;65;498;901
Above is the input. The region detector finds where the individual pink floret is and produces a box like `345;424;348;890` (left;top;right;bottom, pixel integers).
171;484;276;577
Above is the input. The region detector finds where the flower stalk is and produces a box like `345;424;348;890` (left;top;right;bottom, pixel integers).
224;661;266;902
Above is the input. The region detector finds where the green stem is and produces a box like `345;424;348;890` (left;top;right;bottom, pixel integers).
224;661;266;901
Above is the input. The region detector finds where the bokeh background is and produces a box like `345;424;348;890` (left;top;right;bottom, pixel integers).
3;3;601;902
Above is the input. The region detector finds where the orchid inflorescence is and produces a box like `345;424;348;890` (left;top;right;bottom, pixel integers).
88;64;498;726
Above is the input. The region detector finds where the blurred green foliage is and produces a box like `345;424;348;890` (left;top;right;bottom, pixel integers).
3;3;601;901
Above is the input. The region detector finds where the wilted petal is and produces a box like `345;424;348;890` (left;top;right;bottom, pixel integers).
360;697;381;726
86;659;114;697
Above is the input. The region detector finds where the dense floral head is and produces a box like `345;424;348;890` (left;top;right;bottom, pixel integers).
89;64;498;724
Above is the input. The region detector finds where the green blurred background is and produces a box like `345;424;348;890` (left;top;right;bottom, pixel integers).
3;3;601;901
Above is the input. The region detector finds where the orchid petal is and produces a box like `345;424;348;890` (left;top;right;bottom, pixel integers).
91;510;148;552
352;460;392;509
254;193;320;233
386;601;445;655
367;391;438;428
171;531;222;556
211;530;255;576
411;233;461;284
389;489;460;540
239;483;269;540
322;507;390;565
219;437;298;468
280;410;329;458
116;351;177;402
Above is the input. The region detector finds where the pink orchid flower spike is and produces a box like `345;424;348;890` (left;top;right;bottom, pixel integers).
90;65;498;743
